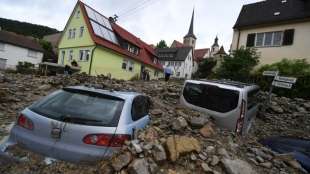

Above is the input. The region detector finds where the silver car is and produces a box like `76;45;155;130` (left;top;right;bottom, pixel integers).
180;80;259;135
9;86;150;162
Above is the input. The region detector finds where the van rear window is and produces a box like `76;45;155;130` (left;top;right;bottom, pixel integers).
183;83;240;113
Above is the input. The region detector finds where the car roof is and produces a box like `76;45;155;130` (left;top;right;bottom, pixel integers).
64;86;142;100
186;79;259;90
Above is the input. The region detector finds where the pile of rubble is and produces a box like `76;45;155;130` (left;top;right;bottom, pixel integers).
0;72;309;174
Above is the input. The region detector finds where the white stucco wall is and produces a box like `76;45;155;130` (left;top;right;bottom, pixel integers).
231;21;310;65
161;51;193;79
0;42;43;69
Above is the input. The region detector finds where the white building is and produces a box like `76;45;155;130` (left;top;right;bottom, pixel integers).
0;30;44;69
156;47;193;79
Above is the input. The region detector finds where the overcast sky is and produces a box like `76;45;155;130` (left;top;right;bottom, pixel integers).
0;0;260;50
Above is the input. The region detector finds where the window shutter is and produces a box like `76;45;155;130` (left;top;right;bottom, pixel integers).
282;29;294;45
246;33;256;47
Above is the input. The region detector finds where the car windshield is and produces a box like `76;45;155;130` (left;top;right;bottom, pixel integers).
29;88;124;126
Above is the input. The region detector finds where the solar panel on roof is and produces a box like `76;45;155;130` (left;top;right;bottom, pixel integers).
85;6;118;45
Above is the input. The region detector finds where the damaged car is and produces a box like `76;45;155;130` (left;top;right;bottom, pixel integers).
180;79;259;135
7;86;151;162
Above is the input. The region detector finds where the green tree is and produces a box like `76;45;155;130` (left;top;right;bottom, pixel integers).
156;40;168;48
39;39;57;62
216;47;260;81
193;58;217;78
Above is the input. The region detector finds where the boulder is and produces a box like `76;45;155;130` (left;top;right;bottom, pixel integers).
128;158;150;174
152;144;167;162
166;135;201;162
221;158;257;174
171;117;188;131
190;115;209;128
111;152;132;171
199;123;215;138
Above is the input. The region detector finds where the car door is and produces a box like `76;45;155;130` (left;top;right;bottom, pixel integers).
131;95;150;137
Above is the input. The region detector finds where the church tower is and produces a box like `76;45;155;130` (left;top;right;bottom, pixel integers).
183;10;196;49
211;36;220;56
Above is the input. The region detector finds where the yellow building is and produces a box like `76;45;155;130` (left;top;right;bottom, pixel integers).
57;1;163;80
231;0;310;65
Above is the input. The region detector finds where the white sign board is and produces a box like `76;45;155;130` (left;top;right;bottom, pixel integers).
263;71;279;77
274;76;297;84
272;81;293;89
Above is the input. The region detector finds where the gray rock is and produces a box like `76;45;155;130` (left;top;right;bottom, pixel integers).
190;115;209;128
221;158;257;174
218;148;230;158
171;117;188;131
206;146;216;154
190;154;197;161
270;105;284;113
199;153;207;161
256;156;264;163
111;152;132;171
128;158;150;174
210;155;220;166
260;162;272;168
152;144;166;162
132;141;143;153
201;162;212;172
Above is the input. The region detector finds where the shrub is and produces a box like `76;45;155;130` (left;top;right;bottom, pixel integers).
215;47;260;82
16;61;35;74
193;58;217;78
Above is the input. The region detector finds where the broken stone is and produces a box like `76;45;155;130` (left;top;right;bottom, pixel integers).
260;162;272;168
210;155;220;166
150;109;163;116
221;158;257;174
171;116;188;131
166;135;201;162
190;115;209;128
218;148;230;158
152;144;166;162
199;123;215;138
128;158;150;174
201;162;212;172
131;141;143;153
111;152;132;171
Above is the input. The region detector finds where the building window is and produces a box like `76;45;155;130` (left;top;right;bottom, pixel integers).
255;33;264;47
247;30;294;47
69;50;73;61
154;71;159;77
28;50;37;58
122;59;127;70
0;43;5;51
122;59;134;71
61;51;65;65
79;50;84;61
127;44;139;55
80;26;84;37
68;29;72;39
76;10;80;18
72;28;76;39
79;50;90;61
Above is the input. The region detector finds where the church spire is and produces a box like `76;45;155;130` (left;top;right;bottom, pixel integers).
184;9;196;39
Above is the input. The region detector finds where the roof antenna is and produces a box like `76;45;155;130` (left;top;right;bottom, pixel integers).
109;14;119;23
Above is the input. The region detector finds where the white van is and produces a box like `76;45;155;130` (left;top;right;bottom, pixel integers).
180;80;260;135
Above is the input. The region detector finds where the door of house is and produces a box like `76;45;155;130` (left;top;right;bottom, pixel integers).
140;65;145;80
0;58;7;70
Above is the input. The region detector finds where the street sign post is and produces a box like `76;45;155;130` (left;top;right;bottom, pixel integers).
262;71;297;102
272;81;293;89
274;76;297;83
263;71;279;77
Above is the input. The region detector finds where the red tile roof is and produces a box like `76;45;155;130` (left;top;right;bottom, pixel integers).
194;48;209;62
79;2;162;71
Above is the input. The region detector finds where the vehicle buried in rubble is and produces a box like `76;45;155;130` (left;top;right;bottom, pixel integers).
180;79;260;135
7;86;151;162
